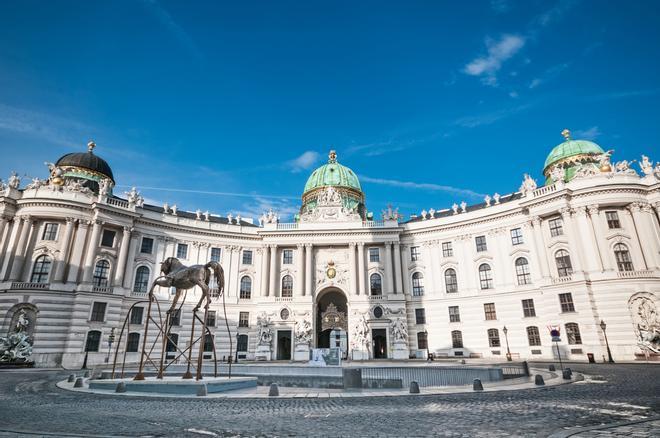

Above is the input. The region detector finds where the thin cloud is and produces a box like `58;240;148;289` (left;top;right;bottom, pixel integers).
491;0;510;13
463;34;526;86
114;184;298;200
288;151;321;173
529;0;579;33
573;126;601;140
0;103;91;147
360;175;485;199
586;88;660;102
141;0;203;61
235;196;300;222
528;63;570;89
453;102;535;128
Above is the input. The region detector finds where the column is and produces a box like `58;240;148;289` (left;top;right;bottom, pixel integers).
559;208;583;272
356;243;365;296
393;242;403;294
66;220;89;283
305;243;313;297
523;221;543;283
422;242;435;293
574;206;600;273
530;217;550;278
82;220;102;283
493;231;510;288
121;231;140;289
0;217;10;275
0;217;8;248
260;245;270;296
9;216;33;281
640;203;660;269
400;245;411;295
269;244;278;297
53;218;75;282
296;244;305;297
228;246;240;298
0;218;21;280
114;226;132;287
628;203;652;270
587;206;607;272
384;242;393;294
458;237;475;291
348;243;357;295
430;243;443;294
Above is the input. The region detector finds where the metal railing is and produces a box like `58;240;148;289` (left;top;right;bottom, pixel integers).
358;365;505;387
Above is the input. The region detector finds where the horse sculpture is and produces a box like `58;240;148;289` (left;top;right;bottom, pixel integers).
155;257;225;313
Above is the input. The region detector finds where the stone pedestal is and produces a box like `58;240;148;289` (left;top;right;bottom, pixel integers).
254;345;271;361
391;341;409;360
293;343;310;361
351;348;369;360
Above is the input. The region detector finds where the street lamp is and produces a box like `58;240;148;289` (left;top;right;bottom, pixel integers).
235;330;240;364
422;329;431;361
105;328;116;364
600;320;614;363
502;326;512;362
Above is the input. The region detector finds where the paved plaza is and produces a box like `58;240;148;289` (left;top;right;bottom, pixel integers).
0;363;658;437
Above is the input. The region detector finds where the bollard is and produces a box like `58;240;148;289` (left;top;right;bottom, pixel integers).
473;378;483;391
409;381;420;394
73;377;84;388
67;374;75;383
522;361;530;376
565;368;572;377
460;359;466;365
196;384;208;397
548;364;556;372
115;382;126;393
562;370;571;380
268;383;279;397
534;375;545;386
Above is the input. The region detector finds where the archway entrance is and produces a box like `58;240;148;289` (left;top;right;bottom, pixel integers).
316;288;348;358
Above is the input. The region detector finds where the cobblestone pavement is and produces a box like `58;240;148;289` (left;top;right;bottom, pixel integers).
0;363;658;437
569;419;660;437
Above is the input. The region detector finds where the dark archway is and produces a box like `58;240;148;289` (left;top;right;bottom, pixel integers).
315;288;348;351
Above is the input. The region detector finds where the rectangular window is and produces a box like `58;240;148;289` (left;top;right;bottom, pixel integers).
522;299;536;318
130;307;144;325
484;303;497;321
417;332;428;350
176;243;188;259
510;228;524;245
606;211;621;229
549;218;563;237
242;250;253;265
42;223;59;241
126;333;140;353
415;308;426;324
475;236;487;252
90;302;107;322
140;237;154;254
448;306;460;323
238;312;249;328
410;246;421;262
170;309;181;326
559;293;575;313
368;247;380;263
101;229;116;248
282;249;293;265
237;334;249;352
210;247;222;262
442;242;453;258
206;311;216;327
451;330;463;349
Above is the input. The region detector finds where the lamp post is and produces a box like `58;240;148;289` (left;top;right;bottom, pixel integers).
105;328;116;364
600;320;614;363
503;326;512;362
422;329;431;360
235;330;240;364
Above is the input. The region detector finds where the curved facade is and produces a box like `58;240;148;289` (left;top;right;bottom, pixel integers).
1;133;659;368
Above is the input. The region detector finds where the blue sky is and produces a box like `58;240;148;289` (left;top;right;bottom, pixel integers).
1;0;659;221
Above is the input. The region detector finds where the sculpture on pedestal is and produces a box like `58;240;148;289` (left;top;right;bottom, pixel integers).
0;310;33;364
390;317;408;343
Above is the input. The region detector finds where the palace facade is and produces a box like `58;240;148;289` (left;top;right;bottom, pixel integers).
1;131;659;368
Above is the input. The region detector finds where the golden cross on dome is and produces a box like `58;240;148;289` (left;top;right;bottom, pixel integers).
328;150;337;162
561;129;571;140
87;140;96;152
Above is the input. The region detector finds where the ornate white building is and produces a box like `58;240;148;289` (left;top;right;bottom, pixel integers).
1;132;659;368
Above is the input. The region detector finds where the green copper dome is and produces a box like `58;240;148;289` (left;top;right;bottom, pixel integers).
303;151;362;194
543;131;604;171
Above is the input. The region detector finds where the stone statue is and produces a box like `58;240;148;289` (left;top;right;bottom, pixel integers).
256;312;273;347
421;209;427;220
451;203;458;215
390;317;408;343
260;208;279;225
629;296;660;354
613;160;637;175
596;150;614;172
0;179;6;192
519;173;537;195
203;211;210;221
25;177;44;190
0;310;33;363
171;205;177;216
294;318;312;345
98;178;112;196
550;165;565;184
639;155;654;176
317;186;342;206
163;202;169;213
484;195;491;207
195;209;202;220
381;204;401;221
350;313;370;351
460;201;467;213
125;187;143;207
8;172;20;189
493;193;501;204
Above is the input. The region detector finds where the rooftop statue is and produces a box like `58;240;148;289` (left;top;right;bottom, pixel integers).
519;173;538;195
8;172;20;189
639;155;654;177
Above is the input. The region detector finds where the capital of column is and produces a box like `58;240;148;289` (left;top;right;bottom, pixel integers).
559;207;572;218
65;217;76;224
587;205;599;216
628;202;642;213
348;242;356;248
122;225;133;233
573;206;588;217
640;203;653;214
356;242;364;248
296;243;305;249
304;243;313;249
530;216;542;227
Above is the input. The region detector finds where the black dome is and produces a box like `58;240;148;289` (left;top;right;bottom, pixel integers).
56;151;114;181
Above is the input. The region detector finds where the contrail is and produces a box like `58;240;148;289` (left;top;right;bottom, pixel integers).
114;185;299;200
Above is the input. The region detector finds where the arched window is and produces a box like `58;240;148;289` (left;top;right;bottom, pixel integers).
281;275;293;298
526;326;541;346
478;264;493;289
487;328;500;347
85;330;101;352
370;273;382;296
555;250;573;277
444;268;458;293
515;258;531;285
126;332;140;352
93;260;110;287
417;331;428;350
451;330;463;349
565;323;582;345
412;272;424;296
30;255;52;283
614;243;634;272
240;276;252;299
133;266;150;293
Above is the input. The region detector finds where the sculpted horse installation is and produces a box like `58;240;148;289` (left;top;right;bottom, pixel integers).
156;257;225;313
